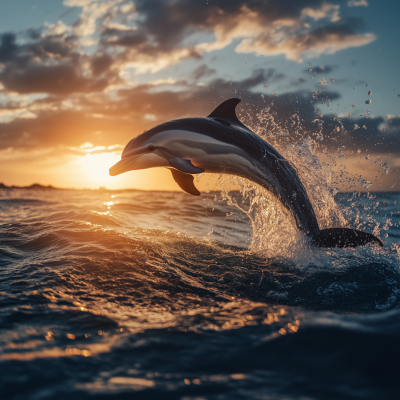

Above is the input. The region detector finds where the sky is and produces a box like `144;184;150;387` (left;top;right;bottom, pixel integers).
0;0;399;191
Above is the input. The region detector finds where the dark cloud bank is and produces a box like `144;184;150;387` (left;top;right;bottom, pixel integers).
0;67;398;156
0;0;395;157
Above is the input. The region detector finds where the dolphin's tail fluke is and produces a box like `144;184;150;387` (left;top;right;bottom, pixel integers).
311;228;383;248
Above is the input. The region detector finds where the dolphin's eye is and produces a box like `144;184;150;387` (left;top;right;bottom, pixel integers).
147;144;156;152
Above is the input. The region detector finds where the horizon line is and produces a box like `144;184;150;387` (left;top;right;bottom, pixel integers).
0;182;398;194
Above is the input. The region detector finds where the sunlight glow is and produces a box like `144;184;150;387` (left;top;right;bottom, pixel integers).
65;149;183;190
81;152;119;185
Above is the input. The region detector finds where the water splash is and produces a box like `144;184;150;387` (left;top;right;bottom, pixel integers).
195;100;397;273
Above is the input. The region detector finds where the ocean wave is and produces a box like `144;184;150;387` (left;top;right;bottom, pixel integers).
1;188;400;399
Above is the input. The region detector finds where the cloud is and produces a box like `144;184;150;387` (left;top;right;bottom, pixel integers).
68;0;122;40
1;64;111;95
1;65;398;160
0;0;388;162
302;2;341;22
92;0;376;69
235;24;375;62
147;78;177;86
0;0;376;96
0;107;132;150
44;21;71;36
191;65;216;81
348;0;369;7
304;65;335;74
90;53;113;76
0;30;120;95
0;69;274;150
63;0;95;6
0;33;18;62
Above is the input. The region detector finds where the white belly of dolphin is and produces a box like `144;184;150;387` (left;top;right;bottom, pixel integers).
151;129;257;174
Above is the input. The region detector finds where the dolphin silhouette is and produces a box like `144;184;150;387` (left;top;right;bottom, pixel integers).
109;98;382;248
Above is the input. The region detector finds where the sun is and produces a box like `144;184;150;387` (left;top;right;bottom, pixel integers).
65;148;125;188
80;152;121;187
73;149;161;190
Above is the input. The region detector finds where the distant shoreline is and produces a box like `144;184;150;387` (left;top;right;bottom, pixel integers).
0;183;59;190
0;183;163;192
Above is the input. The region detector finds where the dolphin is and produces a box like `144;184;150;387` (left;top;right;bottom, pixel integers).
109;98;382;248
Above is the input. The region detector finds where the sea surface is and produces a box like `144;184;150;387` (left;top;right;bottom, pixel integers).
1;186;400;399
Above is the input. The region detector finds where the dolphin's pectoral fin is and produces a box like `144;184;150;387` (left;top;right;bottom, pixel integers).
169;169;201;196
311;228;383;248
169;158;205;174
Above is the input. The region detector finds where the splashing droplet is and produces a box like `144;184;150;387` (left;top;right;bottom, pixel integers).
383;163;390;174
312;90;321;99
361;180;373;189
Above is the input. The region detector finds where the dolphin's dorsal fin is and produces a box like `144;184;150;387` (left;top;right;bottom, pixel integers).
169;169;201;196
207;98;242;125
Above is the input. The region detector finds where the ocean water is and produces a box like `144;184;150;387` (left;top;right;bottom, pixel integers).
1;186;400;400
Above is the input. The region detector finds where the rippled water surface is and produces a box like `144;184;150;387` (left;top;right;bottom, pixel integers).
1;188;400;399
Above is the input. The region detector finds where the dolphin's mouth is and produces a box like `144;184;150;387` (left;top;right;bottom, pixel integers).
109;154;142;176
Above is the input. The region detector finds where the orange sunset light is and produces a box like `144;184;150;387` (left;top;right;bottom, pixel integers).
0;0;398;191
71;150;175;191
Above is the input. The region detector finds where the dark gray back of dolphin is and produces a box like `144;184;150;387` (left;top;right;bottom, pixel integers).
113;98;383;248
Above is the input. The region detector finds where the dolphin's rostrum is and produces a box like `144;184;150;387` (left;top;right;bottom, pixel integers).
110;98;382;248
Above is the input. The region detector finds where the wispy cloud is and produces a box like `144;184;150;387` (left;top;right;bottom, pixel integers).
348;0;369;7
